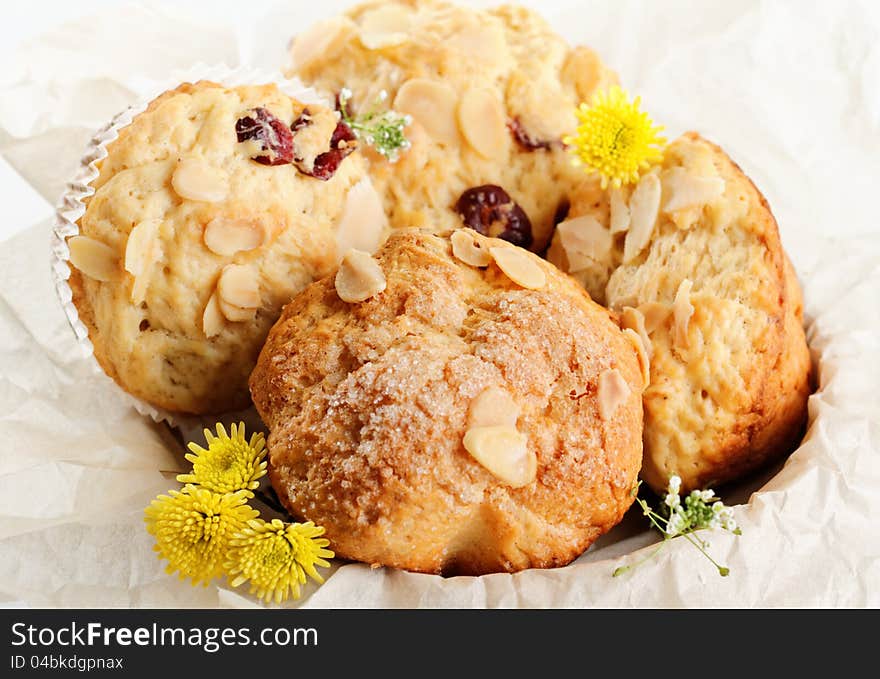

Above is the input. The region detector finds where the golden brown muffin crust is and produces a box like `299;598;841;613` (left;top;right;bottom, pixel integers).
250;229;644;575
548;132;812;492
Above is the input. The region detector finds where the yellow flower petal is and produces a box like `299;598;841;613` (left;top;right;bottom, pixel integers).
177;422;267;494
144;485;259;586
566;86;666;188
225;518;335;604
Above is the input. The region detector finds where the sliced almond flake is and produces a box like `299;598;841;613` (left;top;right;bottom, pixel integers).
562;46;605;102
124;219;161;304
393;79;460;146
639;301;672;334
673;279;695;351
290;17;353;69
217;264;261;311
662;167;726;214
172;159;228;203
202;291;225;338
462;425;536;488
68;235;118;282
609;187;631;234
620;306;653;359
448;22;508;65
457;88;508;159
358;4;413;49
556;215;612;272
622;173;661;262
336;178;388;259
335;249;387;303
622;328;651;390
204;218;265;257
218;297;257;323
489;246;546;289
469;386;520;428
451;229;492;267
598;368;632;421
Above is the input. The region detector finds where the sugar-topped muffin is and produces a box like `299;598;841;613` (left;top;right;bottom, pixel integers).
548;132;812;492
287;0;617;252
67;81;384;414
250;229;645;575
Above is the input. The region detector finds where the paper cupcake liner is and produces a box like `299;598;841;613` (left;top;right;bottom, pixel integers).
51;63;330;432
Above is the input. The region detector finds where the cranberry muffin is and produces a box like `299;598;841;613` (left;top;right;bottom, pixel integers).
287;0;617;252
548;133;812;492
66;80;384;414
250;229;645;575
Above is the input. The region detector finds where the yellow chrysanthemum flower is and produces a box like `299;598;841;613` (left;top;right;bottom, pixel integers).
178;422;267;495
144;485;259;585
226;518;334;604
564;86;666;189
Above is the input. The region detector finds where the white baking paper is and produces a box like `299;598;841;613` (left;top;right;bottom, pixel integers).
0;0;878;607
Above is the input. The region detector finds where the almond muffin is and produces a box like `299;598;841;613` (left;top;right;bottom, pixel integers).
287;0;617;252
547;132;812;492
249;229;645;575
66;80;385;414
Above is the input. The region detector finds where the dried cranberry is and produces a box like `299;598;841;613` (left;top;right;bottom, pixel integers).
455;185;533;249
235;107;295;165
291;108;313;133
291;115;358;182
553;198;570;226
507;118;555;152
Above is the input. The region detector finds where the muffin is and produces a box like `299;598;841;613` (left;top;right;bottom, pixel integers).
249;228;645;575
547;132;812;492
287;0;617;252
66;80;383;414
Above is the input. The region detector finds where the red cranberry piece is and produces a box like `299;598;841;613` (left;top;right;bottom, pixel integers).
455;185;533;249
554;198;570;226
291;111;358;181
291;109;314;133
507;118;555;152
311;122;358;181
235;107;295;166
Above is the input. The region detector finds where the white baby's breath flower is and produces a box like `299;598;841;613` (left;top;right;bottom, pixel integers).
337;88;412;162
613;476;742;578
664;474;682;510
666;512;686;537
720;512;738;532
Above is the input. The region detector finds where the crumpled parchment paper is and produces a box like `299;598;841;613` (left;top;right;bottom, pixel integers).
1;0;878;607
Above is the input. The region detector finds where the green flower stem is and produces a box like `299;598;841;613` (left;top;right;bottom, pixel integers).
681;531;730;576
338;89;410;161
612;540;668;578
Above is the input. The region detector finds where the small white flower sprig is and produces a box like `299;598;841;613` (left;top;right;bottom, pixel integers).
338;88;412;162
613;475;742;578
